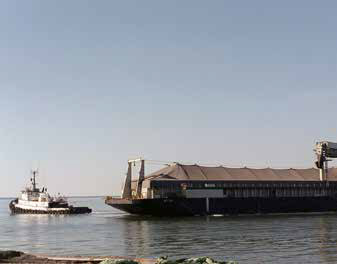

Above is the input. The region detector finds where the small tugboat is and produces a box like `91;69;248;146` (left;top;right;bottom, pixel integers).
9;170;92;214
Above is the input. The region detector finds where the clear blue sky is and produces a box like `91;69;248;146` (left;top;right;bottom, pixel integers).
1;1;337;196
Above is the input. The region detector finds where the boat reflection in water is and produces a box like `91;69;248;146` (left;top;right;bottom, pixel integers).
109;213;337;263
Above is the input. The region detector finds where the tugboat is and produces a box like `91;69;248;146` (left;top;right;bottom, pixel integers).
9;170;92;214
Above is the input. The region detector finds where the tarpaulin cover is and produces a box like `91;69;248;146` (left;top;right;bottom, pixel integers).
137;163;337;182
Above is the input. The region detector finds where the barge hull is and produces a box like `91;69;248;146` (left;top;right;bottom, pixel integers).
106;197;337;216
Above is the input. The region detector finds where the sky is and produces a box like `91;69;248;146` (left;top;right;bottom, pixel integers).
1;1;337;197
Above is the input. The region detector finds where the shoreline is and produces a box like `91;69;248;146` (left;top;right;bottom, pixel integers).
0;250;156;263
0;251;235;264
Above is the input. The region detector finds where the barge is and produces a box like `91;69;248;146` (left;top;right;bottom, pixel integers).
106;141;337;216
9;170;92;214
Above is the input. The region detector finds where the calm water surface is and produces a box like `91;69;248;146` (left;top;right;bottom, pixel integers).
1;197;337;263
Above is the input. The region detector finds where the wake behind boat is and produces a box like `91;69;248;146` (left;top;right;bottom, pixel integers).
9;170;91;214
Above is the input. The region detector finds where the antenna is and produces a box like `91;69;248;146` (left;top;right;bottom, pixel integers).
31;169;38;191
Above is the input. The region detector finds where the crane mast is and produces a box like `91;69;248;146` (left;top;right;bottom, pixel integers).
315;141;337;181
122;158;145;199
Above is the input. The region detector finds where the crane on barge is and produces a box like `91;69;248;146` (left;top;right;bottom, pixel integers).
315;141;337;181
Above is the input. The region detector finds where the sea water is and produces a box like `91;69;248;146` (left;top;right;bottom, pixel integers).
1;197;337;263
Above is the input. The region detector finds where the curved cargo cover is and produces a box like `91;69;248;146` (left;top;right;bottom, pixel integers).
135;163;337;182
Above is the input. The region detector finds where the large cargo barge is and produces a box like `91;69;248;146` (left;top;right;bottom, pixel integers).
105;141;337;216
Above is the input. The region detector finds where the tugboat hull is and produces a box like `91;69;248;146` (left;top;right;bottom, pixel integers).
9;200;92;215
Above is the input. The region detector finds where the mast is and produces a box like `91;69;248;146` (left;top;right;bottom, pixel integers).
136;159;145;198
31;170;38;191
121;162;132;199
122;158;145;199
